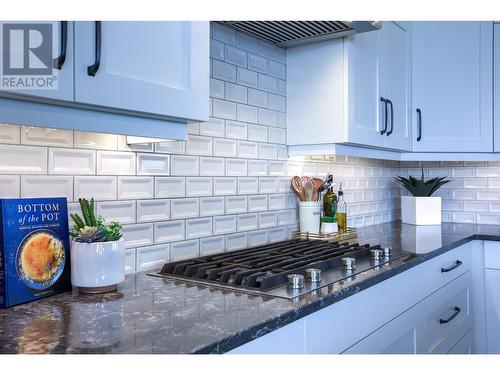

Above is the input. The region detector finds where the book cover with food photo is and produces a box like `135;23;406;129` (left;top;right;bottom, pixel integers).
0;198;71;308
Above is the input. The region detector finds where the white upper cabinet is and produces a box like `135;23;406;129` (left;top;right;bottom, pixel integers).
0;21;74;101
411;22;493;152
74;21;209;121
287;22;411;152
494;24;500;152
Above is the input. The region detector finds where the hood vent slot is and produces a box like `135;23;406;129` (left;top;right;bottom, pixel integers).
216;21;381;48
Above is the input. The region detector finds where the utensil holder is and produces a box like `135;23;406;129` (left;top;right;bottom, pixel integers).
298;201;322;234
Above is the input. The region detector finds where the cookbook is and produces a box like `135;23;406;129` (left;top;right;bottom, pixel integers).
0;197;71;308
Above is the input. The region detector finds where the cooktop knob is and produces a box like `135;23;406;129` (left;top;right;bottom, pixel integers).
305;268;322;283
287;274;304;289
370;249;383;260
342;257;356;270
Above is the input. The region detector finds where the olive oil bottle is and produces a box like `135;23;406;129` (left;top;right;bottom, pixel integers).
337;182;347;233
322;187;337;218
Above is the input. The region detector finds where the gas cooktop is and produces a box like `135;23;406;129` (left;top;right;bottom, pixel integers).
151;239;416;300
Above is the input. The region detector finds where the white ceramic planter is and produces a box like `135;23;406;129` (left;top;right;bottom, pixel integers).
401;196;442;225
321;221;338;235
70;239;125;293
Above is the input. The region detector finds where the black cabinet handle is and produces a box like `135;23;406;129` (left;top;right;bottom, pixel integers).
416;108;422;141
441;260;462;273
380;97;388;135
87;21;101;77
439;306;461;324
386;99;394;136
53;21;68;70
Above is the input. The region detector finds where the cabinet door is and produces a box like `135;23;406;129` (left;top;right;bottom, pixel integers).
74;21;209;121
485;269;500;353
379;22;411;151
411;21;493;152
0;21;74;101
345;30;383;148
494;24;500;151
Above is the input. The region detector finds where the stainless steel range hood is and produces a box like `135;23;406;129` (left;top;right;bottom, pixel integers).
216;21;382;47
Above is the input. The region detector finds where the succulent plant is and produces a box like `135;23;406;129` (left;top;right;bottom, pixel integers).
70;198;122;243
394;167;451;197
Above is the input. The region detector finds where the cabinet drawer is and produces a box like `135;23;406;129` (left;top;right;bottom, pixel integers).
421;271;473;354
484;241;500;269
448;328;473;354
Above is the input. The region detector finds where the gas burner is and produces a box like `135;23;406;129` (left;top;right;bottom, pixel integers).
152;239;415;300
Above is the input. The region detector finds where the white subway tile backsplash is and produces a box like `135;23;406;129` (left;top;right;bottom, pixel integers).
48;148;95;175
225;196;247;214
199;118;225;137
171;198;199;219
136;244;170;271
259;143;278;160
269;227;287;242
20;176;72;199
122;223;154;249
226;82;248;103
236;67;258;88
118;137;153;153
74;176;116;201
212;98;237;120
155;141;185;154
464;201;488;212
248;229;268;247
125;249;136;274
237;213;258;231
171;155;199;176
269;161;287;176
248;88;268;108
186;135;213;156
200;236;226;256
248;53;268;74
258;108;278;126
155;177;185;198
212;60;236;82
225;120;247;140
74;131;118;150
213;23;237;45
237;104;258;123
248;160;268;176
136;199;170;222
210;39;225;60
259;211;278;228
170;240;200;261
269;194;288;210
200;157;225;176
214;177;237;195
0;145;47;174
186;217;213;239
278;209;295;225
97;200;136;224
226;159;248;176
258;74;277;93
257;40;277;60
237;141;259;158
0;175;19;198
186;177;213;197
268;60;286;80
248;124;268;142
200;197;225;216
137;154;170;176
213;138;237;157
268;127;286;144
0;124;20;144
237;32;258;53
117;177;154;199
268;94;286;112
259;177;278;193
155;220;185;243
210;78;225;99
248;195;267;211
226;232;248;251
97;151;136;175
213;215;237;235
476;190;500;201
238;177;259;195
22;127;73;147
477;213;500;225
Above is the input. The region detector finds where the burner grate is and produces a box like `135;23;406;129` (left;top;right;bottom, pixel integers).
159;239;383;291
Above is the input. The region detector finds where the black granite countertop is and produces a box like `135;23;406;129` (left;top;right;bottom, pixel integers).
1;221;500;354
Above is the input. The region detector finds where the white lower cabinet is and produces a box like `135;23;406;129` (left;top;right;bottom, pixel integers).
485;269;500;353
449;329;474;354
227;242;475;354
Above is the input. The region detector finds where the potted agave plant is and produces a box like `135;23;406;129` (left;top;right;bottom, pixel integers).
395;168;451;225
70;198;124;293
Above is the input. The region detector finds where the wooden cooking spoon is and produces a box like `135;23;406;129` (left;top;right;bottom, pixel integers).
312;178;324;201
291;176;306;201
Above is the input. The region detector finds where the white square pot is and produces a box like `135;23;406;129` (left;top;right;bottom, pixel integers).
401;196;441;225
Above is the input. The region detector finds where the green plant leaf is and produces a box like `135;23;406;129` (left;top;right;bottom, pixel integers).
394;170;451;197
